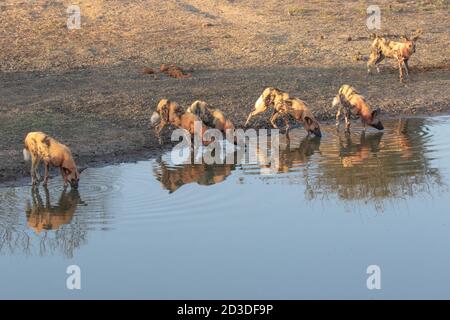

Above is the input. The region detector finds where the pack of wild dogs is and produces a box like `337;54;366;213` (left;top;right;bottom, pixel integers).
23;30;423;189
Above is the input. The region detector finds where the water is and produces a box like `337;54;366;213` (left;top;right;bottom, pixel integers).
1;116;449;299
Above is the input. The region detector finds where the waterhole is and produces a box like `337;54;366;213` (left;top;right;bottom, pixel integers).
0;116;449;299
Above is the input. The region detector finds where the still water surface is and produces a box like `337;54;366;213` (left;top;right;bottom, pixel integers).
1;116;449;299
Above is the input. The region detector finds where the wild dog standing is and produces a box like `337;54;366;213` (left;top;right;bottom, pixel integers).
23;132;80;188
187;100;235;133
244;87;322;137
150;99;210;144
367;29;422;82
332;85;383;132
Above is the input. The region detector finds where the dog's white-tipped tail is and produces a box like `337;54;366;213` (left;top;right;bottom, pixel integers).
255;95;264;109
23;148;31;162
332;96;341;108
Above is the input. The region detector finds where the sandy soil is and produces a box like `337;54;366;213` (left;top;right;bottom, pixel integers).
0;0;449;184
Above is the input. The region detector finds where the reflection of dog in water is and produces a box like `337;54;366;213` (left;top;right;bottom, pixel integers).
154;158;234;193
26;187;82;234
257;135;321;173
339;132;383;168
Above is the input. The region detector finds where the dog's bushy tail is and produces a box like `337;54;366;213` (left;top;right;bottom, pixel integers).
23;148;31;162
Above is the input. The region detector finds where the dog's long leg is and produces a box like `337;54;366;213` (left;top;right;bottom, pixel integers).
344;109;351;133
60;167;68;188
155;123;166;144
335;104;343;130
283;117;290;133
374;54;385;73
245;109;265;127
34;158;42;182
31;156;39;185
367;51;377;74
30;159;36;186
403;59;410;78
44;186;51;208
398;58;405;82
269;112;280;129
43;162;50;186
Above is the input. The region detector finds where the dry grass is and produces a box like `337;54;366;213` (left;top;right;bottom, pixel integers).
0;0;448;72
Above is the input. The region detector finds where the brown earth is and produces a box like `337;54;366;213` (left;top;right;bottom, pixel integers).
0;0;449;185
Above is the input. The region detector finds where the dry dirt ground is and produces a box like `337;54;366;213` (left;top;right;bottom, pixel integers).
0;0;449;184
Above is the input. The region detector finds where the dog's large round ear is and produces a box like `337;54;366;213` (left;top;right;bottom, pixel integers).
190;100;200;111
372;108;381;118
412;28;422;41
41;136;51;146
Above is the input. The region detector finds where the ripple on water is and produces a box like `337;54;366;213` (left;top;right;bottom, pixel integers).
106;161;241;223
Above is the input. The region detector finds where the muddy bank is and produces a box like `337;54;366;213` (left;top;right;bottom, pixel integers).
1;65;449;186
1;63;449;186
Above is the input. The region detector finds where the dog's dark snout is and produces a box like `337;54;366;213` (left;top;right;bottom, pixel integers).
372;122;384;130
312;128;322;138
71;180;79;189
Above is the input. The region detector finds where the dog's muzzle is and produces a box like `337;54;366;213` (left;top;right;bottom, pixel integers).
311;128;322;138
150;112;161;127
70;180;79;189
371;122;384;131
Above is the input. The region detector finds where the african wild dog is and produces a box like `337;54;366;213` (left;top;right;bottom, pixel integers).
187;100;235;133
150;99;210;144
24;132;80;188
367;29;422;82
332;85;383;132
244;87;322;137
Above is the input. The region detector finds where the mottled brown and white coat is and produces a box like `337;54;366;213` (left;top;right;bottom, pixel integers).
150;99;210;144
245;87;322;137
332;85;384;132
187;100;235;133
23;132;80;188
367;29;422;82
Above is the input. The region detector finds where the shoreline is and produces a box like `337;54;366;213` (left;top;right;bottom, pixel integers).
1;112;449;189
